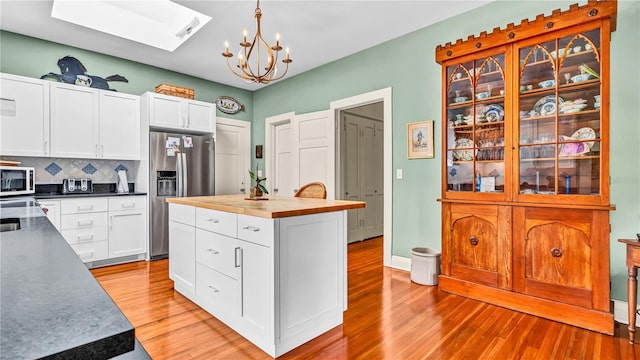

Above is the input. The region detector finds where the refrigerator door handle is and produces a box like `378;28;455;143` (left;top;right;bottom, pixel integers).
182;152;188;197
176;153;183;197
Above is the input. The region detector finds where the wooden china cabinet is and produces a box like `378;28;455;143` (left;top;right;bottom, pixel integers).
436;0;617;334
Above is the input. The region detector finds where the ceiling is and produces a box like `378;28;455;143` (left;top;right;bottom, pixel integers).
0;1;494;91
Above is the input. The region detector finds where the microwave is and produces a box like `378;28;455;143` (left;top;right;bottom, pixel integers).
0;166;35;196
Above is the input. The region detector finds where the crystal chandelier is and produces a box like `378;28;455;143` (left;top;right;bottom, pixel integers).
222;0;292;84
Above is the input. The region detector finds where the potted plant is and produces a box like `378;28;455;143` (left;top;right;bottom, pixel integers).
249;165;268;198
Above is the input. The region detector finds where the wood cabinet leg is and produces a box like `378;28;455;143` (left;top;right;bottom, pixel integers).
628;266;637;344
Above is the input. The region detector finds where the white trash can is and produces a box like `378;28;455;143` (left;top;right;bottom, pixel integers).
410;247;441;285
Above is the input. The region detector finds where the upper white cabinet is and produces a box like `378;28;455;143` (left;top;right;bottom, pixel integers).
50;83;141;160
0;73;50;156
143;92;215;133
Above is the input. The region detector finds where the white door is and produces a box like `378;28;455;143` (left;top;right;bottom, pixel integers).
274;123;294;197
99;92;140;160
373;121;384;236
185;100;215;133
109;210;145;257
360;119;378;239
215;117;250;195
0;74;50;157
50;83;99;158
343;114;362;242
292;110;334;199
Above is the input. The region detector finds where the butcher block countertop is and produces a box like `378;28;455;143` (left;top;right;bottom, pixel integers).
165;194;365;218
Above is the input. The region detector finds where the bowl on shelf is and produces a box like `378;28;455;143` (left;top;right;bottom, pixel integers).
550;48;572;59
571;74;593;83
475;92;491;100
538;80;555;88
454;96;468;103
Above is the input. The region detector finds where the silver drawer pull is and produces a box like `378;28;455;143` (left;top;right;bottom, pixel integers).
77;205;94;211
77;234;94;242
78;251;94;259
121;203;136;208
242;226;260;232
208;285;220;293
206;248;220;254
207;218;220;223
77;219;94;227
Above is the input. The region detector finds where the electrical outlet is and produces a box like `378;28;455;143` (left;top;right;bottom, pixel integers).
258;170;263;177
396;169;403;180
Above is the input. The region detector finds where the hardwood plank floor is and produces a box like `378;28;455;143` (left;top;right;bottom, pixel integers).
92;237;640;359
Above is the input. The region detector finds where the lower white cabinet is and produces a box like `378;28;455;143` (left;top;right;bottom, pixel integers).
55;195;147;264
38;200;61;231
108;196;146;258
169;204;196;299
168;204;346;357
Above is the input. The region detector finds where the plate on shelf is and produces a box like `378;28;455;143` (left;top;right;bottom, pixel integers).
533;95;564;116
571;127;596;149
483;104;504;122
453;138;475;161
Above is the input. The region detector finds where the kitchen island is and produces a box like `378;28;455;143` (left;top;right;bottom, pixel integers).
166;195;365;357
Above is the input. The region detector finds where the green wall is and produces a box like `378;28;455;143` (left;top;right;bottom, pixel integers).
1;1;639;302
251;0;640;302
0;31;254;122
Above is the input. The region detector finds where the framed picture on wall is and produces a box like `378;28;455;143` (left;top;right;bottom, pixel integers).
407;120;434;159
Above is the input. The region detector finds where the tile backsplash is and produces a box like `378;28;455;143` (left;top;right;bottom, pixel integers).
1;157;139;184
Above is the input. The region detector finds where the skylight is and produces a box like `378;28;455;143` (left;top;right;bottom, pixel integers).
50;0;211;52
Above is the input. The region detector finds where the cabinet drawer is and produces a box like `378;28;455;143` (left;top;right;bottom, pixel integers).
169;203;195;226
196;262;239;320
61;212;108;230
196;208;237;237
61;198;108;214
109;196;146;211
196;229;240;279
70;240;109;262
237;215;274;247
62;227;109;244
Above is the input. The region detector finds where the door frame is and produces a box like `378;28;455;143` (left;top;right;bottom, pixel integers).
330;87;392;268
265;112;295;195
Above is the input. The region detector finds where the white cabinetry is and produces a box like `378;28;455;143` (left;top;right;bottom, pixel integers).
108;196;146;258
0;73;50;156
143;92;215;133
50;83;140;159
39;199;61;231
168;203;196;299
60;197;109;262
168;204;346;357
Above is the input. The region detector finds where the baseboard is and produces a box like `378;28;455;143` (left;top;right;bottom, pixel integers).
613;299;640;326
390;255;411;271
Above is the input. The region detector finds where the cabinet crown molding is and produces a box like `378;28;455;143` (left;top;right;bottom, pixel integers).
435;0;617;63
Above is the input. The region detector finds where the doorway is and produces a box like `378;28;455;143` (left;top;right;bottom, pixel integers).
340;102;384;243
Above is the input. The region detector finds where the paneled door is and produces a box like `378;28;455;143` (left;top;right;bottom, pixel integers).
215;117;250;195
292;110;334;199
274;123;294;197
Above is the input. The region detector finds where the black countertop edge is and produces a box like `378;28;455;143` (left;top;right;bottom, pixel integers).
34;192;147;199
0;209;136;359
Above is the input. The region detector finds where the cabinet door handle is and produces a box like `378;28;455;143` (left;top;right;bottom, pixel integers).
206;248;220;255
550;247;564;257
242;226;260;232
78;251;94;259
76;234;94;242
44;140;48;155
206;218;220;223
101;144;104;158
95;144;99;158
235;247;242;268
76;219;94;227
469;236;479;246
208;285;220;293
121;203;136;209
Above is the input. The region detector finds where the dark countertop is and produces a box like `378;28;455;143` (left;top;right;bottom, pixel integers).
34;191;147;199
0;200;149;359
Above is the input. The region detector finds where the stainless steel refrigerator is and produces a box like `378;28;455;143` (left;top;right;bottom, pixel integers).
149;131;215;260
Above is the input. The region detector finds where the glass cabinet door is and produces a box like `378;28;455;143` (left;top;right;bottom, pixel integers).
446;53;506;194
517;29;601;197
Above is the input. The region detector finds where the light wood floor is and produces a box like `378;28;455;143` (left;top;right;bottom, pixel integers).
92;237;639;359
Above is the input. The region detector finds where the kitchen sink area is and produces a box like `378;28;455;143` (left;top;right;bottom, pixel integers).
0;217;20;232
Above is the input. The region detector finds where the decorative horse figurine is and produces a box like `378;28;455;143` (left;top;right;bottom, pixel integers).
40;56;128;91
